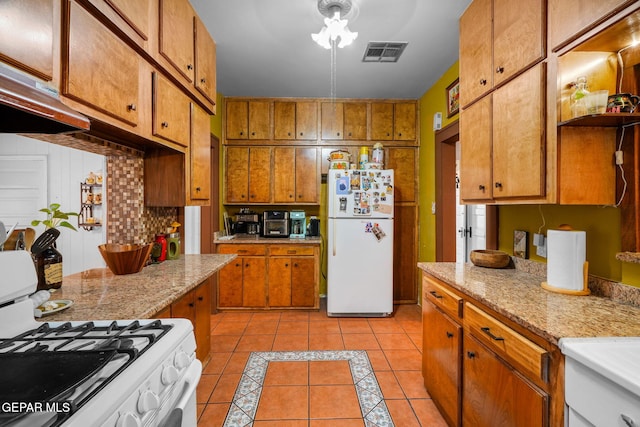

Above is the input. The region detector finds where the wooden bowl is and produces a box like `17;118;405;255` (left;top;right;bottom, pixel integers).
470;250;511;268
98;243;153;275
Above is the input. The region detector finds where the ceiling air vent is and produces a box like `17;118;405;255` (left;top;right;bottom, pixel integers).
362;42;408;63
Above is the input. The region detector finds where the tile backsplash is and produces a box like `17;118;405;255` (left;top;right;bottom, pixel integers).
106;155;178;244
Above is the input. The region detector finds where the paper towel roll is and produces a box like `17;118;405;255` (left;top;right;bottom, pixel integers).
547;229;586;291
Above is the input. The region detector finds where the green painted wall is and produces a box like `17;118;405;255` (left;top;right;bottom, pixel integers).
416;63;640;288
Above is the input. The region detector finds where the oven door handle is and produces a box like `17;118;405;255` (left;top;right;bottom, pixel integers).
160;359;202;427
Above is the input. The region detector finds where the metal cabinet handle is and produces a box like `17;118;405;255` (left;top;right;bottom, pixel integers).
187;64;193;70
127;103;137;111
161;121;169;128
429;290;443;299
467;351;476;359
479;78;487;86
481;327;504;341
496;66;504;74
446;331;454;338
195;187;201;192
478;184;485;191
495;182;502;188
200;78;206;84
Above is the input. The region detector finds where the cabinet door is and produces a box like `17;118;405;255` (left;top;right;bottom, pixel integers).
385;148;416;202
249;101;271;139
344;102;367;140
295;147;318;203
248;147;272;203
393;205;418;303
422;302;461;427
218;259;243;307
194;16;216;105
268;257;291;307
492;64;545;199
194;280;211;360
493;0;544;87
321;102;344;140
226;101;248;139
460;96;493;201
394;103;416;140
296;102;318;140
171;289;195;320
459;0;492;107
158;0;194;82
274;101;296;140
371;103;394;140
0;0;53;81
189;103;211;203
463;335;547;427
65;1;140;127
225;147;249;203
153;72;190;147
548;0;634;50
273;147;296;203
291;257;316;307
242;257;267;307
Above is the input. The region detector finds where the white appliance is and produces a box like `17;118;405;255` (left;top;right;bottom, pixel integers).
0;250;201;427
327;169;394;316
560;337;640;426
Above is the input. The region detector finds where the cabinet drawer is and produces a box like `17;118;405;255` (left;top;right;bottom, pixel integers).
422;275;462;319
217;244;266;256
269;246;315;256
465;303;548;382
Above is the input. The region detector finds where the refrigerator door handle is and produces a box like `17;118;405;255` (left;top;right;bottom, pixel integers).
332;220;337;256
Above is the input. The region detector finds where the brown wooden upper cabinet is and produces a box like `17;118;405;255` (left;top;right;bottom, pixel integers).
273;147;319;204
194;15;217;106
274;101;318;140
225;146;272;203
159;0;195;82
153;72;191;147
548;0;636;50
459;0;544;107
189;103;211;204
370;102;416;141
321;102;367;140
0;0;53;81
100;0;150;46
63;0;141;128
226;100;271;140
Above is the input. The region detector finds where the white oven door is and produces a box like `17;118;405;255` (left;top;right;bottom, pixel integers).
159;360;202;427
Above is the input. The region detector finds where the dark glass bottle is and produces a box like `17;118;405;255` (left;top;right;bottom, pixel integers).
34;245;63;290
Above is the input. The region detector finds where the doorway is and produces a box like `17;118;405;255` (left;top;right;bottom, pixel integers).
435;121;497;261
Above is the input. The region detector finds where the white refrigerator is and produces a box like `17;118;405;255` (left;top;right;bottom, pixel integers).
327;169;394;316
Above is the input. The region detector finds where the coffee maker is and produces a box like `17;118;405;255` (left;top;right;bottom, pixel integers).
289;211;306;239
233;208;261;235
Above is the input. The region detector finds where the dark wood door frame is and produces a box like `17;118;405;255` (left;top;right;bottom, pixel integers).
435;121;497;261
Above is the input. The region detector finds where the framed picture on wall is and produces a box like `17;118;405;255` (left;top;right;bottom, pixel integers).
446;78;459;117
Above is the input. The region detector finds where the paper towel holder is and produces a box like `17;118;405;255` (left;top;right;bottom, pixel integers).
541;261;590;295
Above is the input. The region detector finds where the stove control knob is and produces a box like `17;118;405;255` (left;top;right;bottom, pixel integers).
174;351;191;369
116;412;141;427
137;390;160;414
161;365;180;385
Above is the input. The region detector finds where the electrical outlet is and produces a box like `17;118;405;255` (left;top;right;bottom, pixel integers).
533;233;545;246
536;244;547;258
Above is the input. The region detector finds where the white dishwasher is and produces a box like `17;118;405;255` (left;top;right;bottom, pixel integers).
560;337;640;427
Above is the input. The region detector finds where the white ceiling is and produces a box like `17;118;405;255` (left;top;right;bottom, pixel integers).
191;0;472;100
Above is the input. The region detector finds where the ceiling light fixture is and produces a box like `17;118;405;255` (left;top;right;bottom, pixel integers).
311;0;358;49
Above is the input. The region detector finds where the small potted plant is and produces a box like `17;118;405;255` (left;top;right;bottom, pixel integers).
31;203;79;290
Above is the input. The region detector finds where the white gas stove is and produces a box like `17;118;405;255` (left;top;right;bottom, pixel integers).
0;251;201;427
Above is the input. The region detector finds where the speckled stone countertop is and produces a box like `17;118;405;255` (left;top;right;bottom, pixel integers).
418;262;640;345
214;235;322;245
41;254;236;322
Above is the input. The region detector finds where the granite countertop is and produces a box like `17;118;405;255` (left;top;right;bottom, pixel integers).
41;254;236;322
214;235;322;245
418;262;640;345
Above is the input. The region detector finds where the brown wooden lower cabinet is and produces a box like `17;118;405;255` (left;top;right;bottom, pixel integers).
421;272;560;427
153;278;212;362
216;243;319;310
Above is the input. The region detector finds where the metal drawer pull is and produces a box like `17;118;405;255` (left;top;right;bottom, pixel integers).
467;351;476;359
446;331;454;338
621;414;636;427
481;327;504;341
429;290;443;299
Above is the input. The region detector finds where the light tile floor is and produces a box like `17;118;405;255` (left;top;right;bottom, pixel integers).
196;302;448;426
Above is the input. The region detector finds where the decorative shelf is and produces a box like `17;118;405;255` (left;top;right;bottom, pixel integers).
79;183;102;231
558;113;640;127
